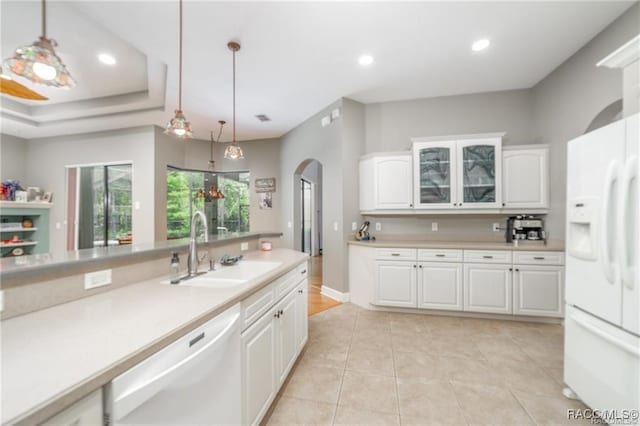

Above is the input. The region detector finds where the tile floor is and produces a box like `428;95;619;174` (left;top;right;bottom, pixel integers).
265;304;590;426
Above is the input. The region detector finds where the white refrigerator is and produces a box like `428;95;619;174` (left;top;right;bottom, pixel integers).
565;112;639;412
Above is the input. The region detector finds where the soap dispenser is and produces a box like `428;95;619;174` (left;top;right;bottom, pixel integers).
170;252;181;284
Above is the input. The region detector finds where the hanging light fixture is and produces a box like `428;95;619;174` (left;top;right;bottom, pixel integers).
3;0;75;88
209;120;226;170
224;41;244;160
165;0;193;138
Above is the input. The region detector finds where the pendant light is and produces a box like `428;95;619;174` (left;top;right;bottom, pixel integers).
165;0;193;138
224;41;244;160
3;0;75;88
209;120;226;170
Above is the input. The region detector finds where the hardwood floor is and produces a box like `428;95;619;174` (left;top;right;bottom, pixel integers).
307;255;342;316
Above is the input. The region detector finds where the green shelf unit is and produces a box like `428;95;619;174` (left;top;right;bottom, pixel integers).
0;202;51;255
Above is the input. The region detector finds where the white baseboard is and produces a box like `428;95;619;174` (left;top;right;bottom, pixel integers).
320;286;350;303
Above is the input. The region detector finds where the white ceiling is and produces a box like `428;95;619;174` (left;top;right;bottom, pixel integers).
0;1;634;140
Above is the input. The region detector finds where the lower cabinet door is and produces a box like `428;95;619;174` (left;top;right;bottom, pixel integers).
513;265;564;317
295;281;309;353
42;389;102;426
276;290;298;385
417;262;463;310
375;261;417;307
464;263;512;314
242;309;277;426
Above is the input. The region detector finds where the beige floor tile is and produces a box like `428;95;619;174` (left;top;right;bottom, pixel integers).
546;367;565;386
298;341;349;370
441;356;504;386
401;415;468;426
266;395;336;426
425;335;484;359
517;342;564;370
338;370;399;415
391;331;432;354
491;358;564;398
393;351;449;380
397;378;464;423
451;381;534;425
350;332;393;353
346;347;395;376
390;314;429;334
473;335;532;363
334;406;401;426
281;364;344;404
514;393;591;425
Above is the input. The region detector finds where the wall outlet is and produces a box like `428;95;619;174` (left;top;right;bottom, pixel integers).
493;222;501;232
375;222;382;231
331;108;341;120
240;242;249;251
287;221;292;228
84;269;112;290
321;116;331;127
333;221;339;231
352;222;357;231
431;222;438;232
55;222;61;230
134;201;141;210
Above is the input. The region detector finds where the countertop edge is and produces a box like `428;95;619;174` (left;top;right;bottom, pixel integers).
6;251;308;426
346;239;565;251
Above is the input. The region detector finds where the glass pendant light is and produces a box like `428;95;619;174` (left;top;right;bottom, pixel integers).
209;120;226;170
224;42;244;160
165;0;193;138
3;0;75;88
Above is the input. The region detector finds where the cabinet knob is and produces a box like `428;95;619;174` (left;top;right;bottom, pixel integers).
413;264;417;268
419;265;423;268
502;203;506;207
274;312;280;318
279;309;284;315
410;204;413;207
509;268;513;271
298;289;303;294
515;268;520;272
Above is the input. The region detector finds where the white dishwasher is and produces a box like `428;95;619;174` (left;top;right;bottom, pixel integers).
106;304;241;425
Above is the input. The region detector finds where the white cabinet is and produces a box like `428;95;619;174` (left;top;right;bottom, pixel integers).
241;265;309;426
360;154;413;211
464;263;513;314
412;135;503;210
513;265;564;317
42;389;102;426
502;146;549;209
417;262;463;310
242;307;277;426
276;290;298;386
374;261;417;307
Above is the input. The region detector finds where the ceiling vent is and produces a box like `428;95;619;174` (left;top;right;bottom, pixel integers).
255;114;271;122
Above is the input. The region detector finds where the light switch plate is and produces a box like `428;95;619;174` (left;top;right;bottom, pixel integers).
321;116;331;127
493;223;501;232
375;222;382;231
352;222;357;231
287;221;292;228
333;221;339;231
85;269;112;290
134;201;141;210
240;242;249;251
432;222;438;231
331;108;340;120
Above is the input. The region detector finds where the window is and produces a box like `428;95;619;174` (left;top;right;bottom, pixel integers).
166;167;250;239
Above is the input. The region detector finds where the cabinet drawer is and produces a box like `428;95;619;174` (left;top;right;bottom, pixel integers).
275;269;300;299
513;251;565;266
464;250;512;264
296;262;309;283
241;282;276;330
418;249;463;262
375;248;417;261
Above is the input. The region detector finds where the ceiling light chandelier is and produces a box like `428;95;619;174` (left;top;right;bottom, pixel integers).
3;0;75;88
165;0;193;138
224;41;244;160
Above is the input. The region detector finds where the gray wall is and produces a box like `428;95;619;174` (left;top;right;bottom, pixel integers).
1;134;28;183
531;2;640;239
183;137;282;234
26;127;156;254
300;160;323;255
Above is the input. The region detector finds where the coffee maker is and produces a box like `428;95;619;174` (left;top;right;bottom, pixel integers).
506;215;546;243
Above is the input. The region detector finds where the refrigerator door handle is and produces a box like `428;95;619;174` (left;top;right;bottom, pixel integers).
618;156;638;290
600;160;621;284
571;311;640;358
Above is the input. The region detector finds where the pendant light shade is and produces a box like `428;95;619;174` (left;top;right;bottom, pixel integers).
165;0;192;138
224;41;244;160
3;0;75;88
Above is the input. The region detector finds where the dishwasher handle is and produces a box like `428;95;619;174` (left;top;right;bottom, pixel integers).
112;310;240;421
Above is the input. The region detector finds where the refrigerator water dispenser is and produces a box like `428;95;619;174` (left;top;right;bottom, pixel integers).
567;197;598;261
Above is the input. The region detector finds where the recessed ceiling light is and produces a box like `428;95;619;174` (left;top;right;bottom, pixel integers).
98;53;117;65
472;39;490;52
358;55;374;66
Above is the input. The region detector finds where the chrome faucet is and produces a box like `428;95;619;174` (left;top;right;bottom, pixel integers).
188;210;209;277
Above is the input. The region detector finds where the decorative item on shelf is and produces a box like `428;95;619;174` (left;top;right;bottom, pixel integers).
261;241;273;251
355;221;371;241
27;187;42;201
6;247;25;257
165;0;193;138
224;41;245;160
3;0;75;88
117;232;133;245
15;190;28;203
22;218;33;228
0;67;48;100
42;191;53;202
2;180;23;201
208;120;226;170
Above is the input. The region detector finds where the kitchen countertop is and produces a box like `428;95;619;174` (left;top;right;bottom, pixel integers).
0;248;308;425
347;239;565;251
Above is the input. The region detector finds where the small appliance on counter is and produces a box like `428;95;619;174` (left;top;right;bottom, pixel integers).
505;215;546;243
355;221;371;241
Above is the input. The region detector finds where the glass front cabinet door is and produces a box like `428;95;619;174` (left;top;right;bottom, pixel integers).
456;138;502;209
413;141;458;209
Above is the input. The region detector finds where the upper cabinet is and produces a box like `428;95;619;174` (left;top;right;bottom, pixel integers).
360;153;413;211
502;145;549;209
412;135;502;210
